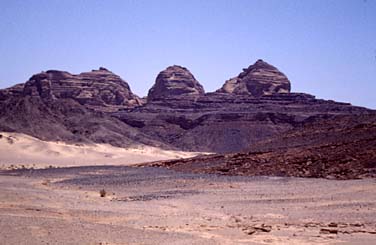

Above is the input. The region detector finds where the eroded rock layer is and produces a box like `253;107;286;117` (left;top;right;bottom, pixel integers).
148;65;204;101
217;59;291;96
0;61;374;155
23;67;142;112
115;92;371;153
0;68;163;148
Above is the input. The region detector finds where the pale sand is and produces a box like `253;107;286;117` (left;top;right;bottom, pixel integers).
1;132;375;244
0;132;202;169
0;167;375;244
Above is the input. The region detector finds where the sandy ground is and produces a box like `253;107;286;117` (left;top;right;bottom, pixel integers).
0;132;200;169
0;166;375;245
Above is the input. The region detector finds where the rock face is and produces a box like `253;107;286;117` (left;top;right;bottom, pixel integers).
0;83;24;100
147;65;204;101
0;94;164;148
0;68;164;148
217;59;291;96
23;67;142;111
0;61;374;154
115;92;371;153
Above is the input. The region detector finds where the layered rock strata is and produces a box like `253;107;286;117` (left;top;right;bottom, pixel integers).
148;65;204;101
217;59;291;96
0;60;373;154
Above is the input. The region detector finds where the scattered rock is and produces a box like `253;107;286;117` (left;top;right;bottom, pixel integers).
328;222;338;227
244;228;257;235
320;228;338;234
253;224;272;232
242;224;272;235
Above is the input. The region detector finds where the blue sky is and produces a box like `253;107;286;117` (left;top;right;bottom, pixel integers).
1;0;375;108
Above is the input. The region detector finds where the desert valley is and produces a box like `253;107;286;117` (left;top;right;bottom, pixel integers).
0;59;375;244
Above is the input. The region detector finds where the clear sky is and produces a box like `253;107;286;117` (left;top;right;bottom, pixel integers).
1;0;375;108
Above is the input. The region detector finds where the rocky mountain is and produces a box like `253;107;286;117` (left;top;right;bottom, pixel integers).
0;83;24;98
217;59;291;96
147;65;205;101
0;60;374;155
115;92;370;153
23;67;143;112
0;68;166;148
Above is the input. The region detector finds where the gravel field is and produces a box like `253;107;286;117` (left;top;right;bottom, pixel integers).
1;166;376;244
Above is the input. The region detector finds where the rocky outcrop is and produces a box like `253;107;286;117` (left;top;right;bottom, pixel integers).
217;59;291;96
23;67;142;111
0;61;374;154
0;83;24;100
147;65;204;101
114;92;371;153
0;68;165;148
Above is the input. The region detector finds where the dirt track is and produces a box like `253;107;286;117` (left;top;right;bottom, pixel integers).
1;166;376;244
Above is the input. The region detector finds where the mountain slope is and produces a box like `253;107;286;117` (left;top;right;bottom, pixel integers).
147;113;376;179
0;70;170;148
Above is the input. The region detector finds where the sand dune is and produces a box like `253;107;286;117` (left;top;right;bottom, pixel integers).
0;132;201;169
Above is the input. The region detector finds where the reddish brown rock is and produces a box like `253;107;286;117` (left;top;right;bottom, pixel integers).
217;59;291;96
145;113;376;180
0;68;164;148
23;67;142;111
0;83;24;100
0;61;374;160
147;65;204;101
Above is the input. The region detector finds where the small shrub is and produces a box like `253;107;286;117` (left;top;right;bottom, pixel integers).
42;179;51;186
7;137;14;144
99;189;106;197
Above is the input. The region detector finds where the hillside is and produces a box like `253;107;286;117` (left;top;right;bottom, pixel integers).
147;113;376;179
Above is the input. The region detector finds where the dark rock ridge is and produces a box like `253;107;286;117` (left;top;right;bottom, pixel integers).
147;65;204;101
0;93;167;148
0;60;374;155
0;68;165;148
22;67;143;112
146;113;376;180
0;83;24;100
115;92;371;153
217;59;291;96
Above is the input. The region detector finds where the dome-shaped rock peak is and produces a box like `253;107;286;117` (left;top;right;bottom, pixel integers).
217;59;291;96
147;65;205;101
22;68;142;110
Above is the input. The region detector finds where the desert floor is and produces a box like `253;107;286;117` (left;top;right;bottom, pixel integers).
1;165;375;245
